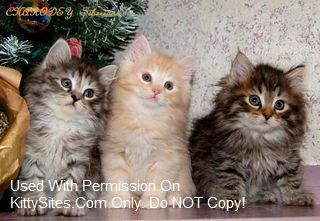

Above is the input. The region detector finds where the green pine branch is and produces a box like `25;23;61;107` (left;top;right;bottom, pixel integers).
0;0;148;73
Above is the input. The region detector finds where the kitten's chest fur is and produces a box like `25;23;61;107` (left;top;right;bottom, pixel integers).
242;145;279;180
110;114;172;176
123;128;160;169
27;115;96;179
239;132;286;184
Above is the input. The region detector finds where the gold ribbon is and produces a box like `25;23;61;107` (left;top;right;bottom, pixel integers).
0;66;30;195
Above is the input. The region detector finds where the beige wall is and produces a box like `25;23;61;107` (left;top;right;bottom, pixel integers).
136;0;320;165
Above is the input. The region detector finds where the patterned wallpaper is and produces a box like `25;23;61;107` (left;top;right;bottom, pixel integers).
136;0;320;165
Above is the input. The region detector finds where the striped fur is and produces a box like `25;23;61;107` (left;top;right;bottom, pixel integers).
15;39;116;216
190;52;313;208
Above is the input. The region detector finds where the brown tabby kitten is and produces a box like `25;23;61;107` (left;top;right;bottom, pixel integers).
190;52;313;208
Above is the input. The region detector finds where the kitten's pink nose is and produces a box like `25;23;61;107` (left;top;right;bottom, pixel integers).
152;88;160;96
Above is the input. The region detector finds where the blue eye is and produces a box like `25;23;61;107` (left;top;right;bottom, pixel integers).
249;95;261;107
274;100;285;110
84;89;94;98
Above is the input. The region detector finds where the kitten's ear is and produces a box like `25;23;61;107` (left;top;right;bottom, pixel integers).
42;38;71;68
129;35;151;63
178;56;196;81
230;52;254;82
99;65;118;90
286;66;305;89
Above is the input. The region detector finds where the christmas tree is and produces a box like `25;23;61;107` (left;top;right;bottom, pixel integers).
0;0;148;74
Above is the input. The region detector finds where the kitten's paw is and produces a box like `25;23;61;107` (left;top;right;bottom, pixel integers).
100;192;131;208
15;192;48;216
55;205;86;217
254;191;277;204
140;194;165;209
16;205;48;216
167;192;184;207
284;193;314;206
213;194;246;211
140;198;160;209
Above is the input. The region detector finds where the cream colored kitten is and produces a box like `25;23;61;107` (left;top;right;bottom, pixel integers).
100;35;196;208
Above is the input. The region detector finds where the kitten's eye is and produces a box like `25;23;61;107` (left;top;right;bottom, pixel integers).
142;73;152;82
164;81;174;90
274;100;285;110
249;95;261;107
84;89;94;98
61;79;72;89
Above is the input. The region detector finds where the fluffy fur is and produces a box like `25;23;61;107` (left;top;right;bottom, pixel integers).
100;35;196;208
15;39;117;216
190;52;314;208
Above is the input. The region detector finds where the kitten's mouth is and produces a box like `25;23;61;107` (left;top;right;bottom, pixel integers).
257;125;272;132
66;102;78;108
148;96;159;102
254;122;280;133
240;119;274;133
143;96;162;107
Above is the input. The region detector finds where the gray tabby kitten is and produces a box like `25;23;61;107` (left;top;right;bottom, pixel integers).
190;52;313;208
15;39;117;216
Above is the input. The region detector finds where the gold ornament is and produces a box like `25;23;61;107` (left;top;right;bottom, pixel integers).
17;0;51;33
